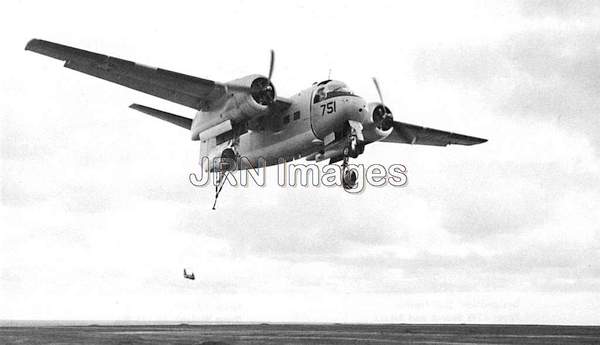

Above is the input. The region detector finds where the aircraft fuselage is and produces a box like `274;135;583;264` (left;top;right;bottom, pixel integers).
198;80;368;171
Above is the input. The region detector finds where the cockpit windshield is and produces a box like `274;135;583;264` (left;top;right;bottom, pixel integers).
313;81;356;103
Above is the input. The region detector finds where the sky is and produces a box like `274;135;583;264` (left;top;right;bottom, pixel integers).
1;0;600;324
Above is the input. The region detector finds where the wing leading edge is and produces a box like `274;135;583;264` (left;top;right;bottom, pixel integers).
382;121;487;146
26;39;293;115
25;39;226;111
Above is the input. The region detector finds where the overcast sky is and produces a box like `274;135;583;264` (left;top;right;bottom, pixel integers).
1;0;599;325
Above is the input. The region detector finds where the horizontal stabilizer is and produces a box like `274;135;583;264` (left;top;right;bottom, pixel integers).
129;104;192;130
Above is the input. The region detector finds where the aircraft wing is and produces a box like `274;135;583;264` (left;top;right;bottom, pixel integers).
382;121;487;146
25;39;226;111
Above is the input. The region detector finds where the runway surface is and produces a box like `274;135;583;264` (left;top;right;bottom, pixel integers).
2;323;600;344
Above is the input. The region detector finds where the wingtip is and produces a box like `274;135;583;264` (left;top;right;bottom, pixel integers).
25;38;40;51
460;136;488;146
471;138;488;145
129;103;151;112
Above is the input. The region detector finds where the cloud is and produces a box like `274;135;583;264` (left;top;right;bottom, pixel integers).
414;27;600;150
414;45;508;88
502;30;600;117
519;0;600;19
433;161;600;240
174;181;412;260
317;239;600;294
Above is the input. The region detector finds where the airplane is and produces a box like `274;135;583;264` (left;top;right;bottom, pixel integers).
25;39;487;208
183;269;195;280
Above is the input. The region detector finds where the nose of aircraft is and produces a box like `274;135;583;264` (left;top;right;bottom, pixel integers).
310;94;369;140
339;95;369;124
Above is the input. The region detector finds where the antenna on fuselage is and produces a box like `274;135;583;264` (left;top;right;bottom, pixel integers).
328;68;332;80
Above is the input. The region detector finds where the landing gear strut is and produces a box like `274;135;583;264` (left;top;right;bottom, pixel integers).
341;133;361;190
212;170;229;210
211;148;237;210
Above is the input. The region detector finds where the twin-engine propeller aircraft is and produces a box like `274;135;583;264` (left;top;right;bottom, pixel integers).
183;269;195;280
26;39;487;208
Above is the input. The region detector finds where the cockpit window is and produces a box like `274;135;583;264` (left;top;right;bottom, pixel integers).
326;85;354;98
313;82;356;103
313;87;326;103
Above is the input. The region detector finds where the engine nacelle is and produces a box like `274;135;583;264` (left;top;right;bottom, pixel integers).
361;102;394;143
225;73;276;110
191;74;275;139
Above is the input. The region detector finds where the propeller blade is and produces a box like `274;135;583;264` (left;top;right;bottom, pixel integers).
268;49;275;81
372;77;384;105
222;50;275;94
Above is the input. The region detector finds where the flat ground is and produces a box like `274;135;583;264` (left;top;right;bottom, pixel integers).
1;324;600;345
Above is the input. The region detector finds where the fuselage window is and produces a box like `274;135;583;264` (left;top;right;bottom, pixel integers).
283;115;290;124
293;111;300;120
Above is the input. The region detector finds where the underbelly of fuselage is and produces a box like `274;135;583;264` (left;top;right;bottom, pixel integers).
235;129;319;169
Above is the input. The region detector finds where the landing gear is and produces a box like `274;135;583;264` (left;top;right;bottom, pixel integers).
211;148;237;210
212;170;229;210
342;159;358;190
341;133;362;191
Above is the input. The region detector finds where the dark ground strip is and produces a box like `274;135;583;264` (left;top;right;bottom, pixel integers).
1;324;600;345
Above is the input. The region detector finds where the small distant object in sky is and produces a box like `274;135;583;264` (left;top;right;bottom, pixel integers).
183;269;195;280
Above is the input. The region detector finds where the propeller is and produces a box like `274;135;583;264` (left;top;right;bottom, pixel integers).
372;77;385;105
224;50;276;105
267;49;274;82
371;77;394;131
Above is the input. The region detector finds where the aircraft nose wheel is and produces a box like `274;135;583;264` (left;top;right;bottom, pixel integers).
342;167;358;190
341;135;360;191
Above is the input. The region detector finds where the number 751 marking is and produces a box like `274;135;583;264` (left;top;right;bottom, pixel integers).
320;101;337;115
